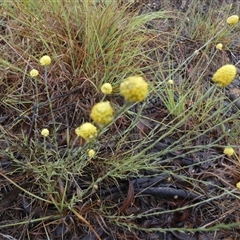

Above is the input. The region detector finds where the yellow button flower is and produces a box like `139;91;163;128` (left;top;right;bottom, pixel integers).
30;69;39;77
167;79;174;84
40;55;51;66
212;64;237;87
223;147;234;157
41;128;49;137
75;122;97;141
101;83;113;94
216;43;223;50
226;15;239;26
236;182;240;190
90;101;114;125
88;149;95;158
120;76;148;102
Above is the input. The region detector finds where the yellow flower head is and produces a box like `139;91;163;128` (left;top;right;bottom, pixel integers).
167;79;174;84
101;83;113;94
223;147;235;157
120;76;148;102
226;15;239;26
30;69;39;77
75;122;97;141
212;64;237;87
236;182;240;190
90;101;114;125
216;43;223;50
40;55;51;66
41;128;49;137
88;149;95;158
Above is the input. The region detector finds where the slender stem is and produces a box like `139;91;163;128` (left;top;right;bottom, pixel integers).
43;67;59;152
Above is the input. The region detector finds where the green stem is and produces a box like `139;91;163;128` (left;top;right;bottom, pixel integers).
43;66;59;152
